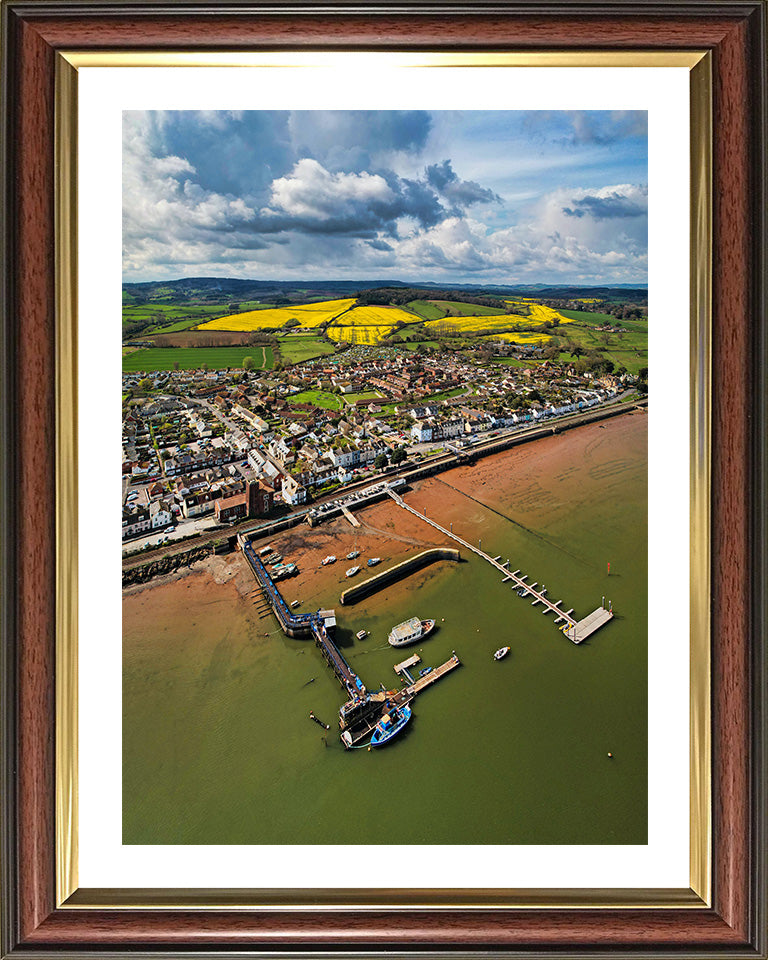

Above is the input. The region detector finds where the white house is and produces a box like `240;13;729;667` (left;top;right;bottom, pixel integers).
150;500;174;529
122;506;151;540
282;475;307;505
411;422;433;442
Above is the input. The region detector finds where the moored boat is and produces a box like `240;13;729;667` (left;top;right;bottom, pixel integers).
367;557;381;567
346;550;360;560
493;646;510;660
388;616;436;647
356;629;369;640
322;555;337;565
346;566;360;577
370;703;412;747
290;600;301;609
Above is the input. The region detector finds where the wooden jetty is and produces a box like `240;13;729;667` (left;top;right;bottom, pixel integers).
394;653;421;684
400;654;461;697
388;489;614;644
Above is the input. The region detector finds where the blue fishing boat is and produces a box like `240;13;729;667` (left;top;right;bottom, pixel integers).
370;704;412;747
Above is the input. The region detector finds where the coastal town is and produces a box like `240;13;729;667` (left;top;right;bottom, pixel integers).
122;337;646;553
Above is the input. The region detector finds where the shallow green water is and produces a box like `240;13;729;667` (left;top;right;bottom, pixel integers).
123;416;647;845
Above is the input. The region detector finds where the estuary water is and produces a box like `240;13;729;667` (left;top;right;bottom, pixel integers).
123;411;647;845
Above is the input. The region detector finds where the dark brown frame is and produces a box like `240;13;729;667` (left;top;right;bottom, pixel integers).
1;2;766;956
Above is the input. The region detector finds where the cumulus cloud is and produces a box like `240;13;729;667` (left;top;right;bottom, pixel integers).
122;109;648;284
377;182;647;283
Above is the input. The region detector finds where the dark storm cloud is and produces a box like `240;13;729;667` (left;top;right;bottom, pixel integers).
424;159;502;208
129;110;294;201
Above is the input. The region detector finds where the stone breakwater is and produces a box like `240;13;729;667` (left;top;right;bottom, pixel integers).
339;548;461;605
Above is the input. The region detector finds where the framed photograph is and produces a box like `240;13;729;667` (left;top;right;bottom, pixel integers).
2;1;766;956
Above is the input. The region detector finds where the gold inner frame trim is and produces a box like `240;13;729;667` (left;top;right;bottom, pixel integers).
61;51;707;69
55;51;80;911
55;49;712;912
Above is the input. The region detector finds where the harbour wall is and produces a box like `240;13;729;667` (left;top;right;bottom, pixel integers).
339;548;461;605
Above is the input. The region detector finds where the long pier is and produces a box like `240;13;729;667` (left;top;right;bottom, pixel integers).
387;490;612;644
241;536;366;699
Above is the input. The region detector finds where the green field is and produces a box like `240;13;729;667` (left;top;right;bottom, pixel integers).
490;357;536;368
401;340;444;351
343;390;382;403
289;390;344;410
122;346;273;373
429;300;507;317
407;300;446;321
123;301;275;335
553;316;648;375
558;308;620;325
278;334;336;364
421;386;470;403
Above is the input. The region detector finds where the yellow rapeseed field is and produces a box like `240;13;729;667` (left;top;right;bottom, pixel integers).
483;331;552;345
527;303;574;326
323;305;415;345
339;305;416;326
326;324;397;345
198;298;356;332
423;313;529;336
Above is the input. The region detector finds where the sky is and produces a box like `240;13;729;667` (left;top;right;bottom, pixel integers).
122;110;648;286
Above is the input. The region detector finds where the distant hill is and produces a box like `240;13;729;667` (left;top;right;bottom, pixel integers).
123;276;647;305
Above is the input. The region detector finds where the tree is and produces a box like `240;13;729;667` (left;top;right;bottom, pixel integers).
374;453;388;469
391;447;406;465
242;356;256;371
172;361;180;371
638;366;648;381
228;302;241;313
138;377;152;392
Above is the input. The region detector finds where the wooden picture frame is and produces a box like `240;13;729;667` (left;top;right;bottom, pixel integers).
1;1;766;955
